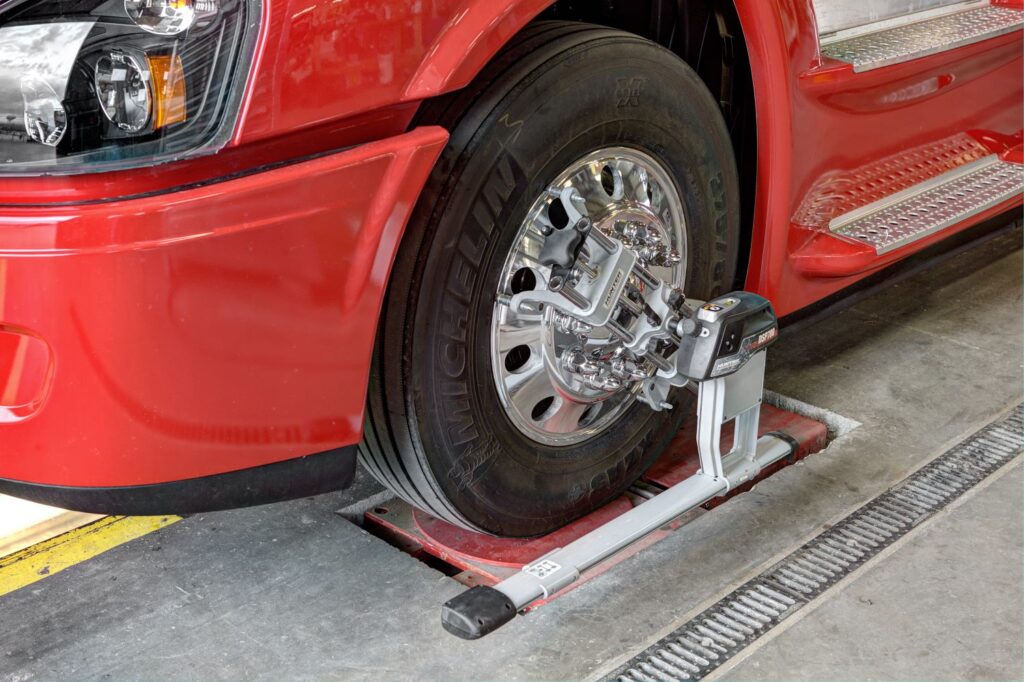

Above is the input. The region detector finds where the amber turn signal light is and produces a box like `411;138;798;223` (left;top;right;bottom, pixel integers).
147;54;187;129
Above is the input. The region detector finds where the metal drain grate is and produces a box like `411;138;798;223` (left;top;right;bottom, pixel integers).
605;405;1023;681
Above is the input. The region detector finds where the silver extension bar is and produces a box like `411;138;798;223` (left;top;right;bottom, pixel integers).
441;352;796;638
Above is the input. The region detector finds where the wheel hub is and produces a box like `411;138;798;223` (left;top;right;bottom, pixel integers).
491;148;688;446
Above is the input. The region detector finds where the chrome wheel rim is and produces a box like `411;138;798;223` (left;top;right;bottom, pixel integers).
490;147;688;446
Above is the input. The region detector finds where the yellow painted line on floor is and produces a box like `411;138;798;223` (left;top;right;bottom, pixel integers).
0;509;104;558
0;514;181;596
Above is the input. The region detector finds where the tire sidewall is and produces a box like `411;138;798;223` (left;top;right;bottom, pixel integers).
399;36;739;536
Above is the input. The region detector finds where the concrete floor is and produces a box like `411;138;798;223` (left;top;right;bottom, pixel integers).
0;225;1021;681
724;464;1022;682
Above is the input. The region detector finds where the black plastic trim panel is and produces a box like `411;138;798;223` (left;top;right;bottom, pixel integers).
0;445;358;515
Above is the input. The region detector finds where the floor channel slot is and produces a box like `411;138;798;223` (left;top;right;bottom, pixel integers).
604;404;1024;682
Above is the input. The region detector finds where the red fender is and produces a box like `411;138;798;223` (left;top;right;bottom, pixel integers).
403;0;554;99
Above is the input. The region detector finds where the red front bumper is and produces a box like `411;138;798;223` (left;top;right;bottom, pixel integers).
0;127;448;489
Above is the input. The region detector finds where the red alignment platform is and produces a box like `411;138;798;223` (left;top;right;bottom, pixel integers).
365;403;827;609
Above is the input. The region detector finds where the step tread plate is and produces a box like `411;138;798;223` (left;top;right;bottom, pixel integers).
822;5;1024;72
829;157;1024;255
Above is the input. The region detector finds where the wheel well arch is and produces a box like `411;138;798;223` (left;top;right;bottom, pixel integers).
539;0;760;289
410;0;761;289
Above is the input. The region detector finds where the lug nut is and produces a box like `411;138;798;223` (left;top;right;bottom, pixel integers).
564;347;601;376
589;374;621;391
553;311;593;337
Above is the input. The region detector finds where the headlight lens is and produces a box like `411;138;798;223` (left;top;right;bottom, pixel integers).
124;0;198;36
21;76;67;146
0;0;260;174
95;51;153;133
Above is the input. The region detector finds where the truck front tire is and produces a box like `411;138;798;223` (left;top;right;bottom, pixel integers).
359;22;740;537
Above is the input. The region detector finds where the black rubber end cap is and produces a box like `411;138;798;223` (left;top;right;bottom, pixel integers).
441;586;517;640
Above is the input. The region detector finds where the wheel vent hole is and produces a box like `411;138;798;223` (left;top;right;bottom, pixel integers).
531;396;556;421
510;268;537;294
600;165;616;196
578;404;600;428
548;197;569;230
504;345;531;373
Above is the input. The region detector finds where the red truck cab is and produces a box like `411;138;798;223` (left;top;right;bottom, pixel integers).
0;0;1020;537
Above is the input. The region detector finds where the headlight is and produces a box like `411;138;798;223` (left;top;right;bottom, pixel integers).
0;0;260;174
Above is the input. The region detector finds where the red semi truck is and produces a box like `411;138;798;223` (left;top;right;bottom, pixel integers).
0;0;1020;537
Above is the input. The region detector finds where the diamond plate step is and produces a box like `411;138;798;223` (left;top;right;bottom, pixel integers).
822;4;1023;72
829;156;1024;255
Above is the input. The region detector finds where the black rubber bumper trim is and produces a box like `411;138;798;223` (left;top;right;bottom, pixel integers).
0;445;358;515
